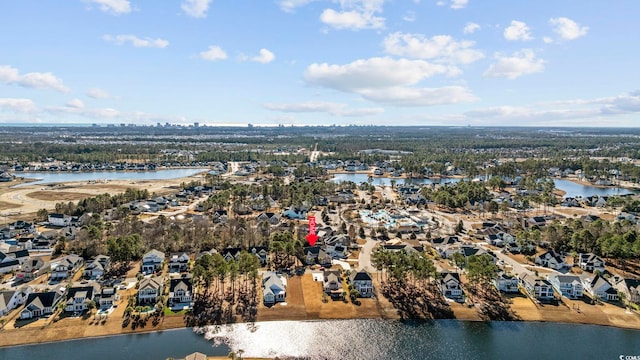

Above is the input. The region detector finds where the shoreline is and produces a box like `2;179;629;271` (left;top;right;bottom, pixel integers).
1;314;639;350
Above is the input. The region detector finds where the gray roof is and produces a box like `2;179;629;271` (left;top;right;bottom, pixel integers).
0;290;16;310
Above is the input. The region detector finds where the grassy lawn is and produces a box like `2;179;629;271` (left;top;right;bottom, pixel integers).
163;307;188;315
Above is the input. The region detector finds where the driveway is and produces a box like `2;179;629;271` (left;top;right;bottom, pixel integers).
357;239;377;272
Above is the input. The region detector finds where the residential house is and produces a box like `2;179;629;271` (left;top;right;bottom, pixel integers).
494;272;520;293
303;246;331;266
527;216;547;227
8;249;29;265
138;277;164;305
221;248;241;262
50;254;84;281
169;276;193;308
212;209;228;223
262;271;287;304
282;208;307;220
583;275;618;301
65;285;98;313
613;277;640;304
520;273;554;302
578;253;605;273
535;250;566;270
0;251;20;274
84;255;111;279
438;272;464;302
348;270;373;298
0;286;32;316
20;288;66;319
248;246;268;266
16;257;49;282
257;212;281;225
48;213;71;227
323;270;343;299
97;286;119;310
168;252;190;273
439;272;464;302
549;274;583;299
141;249;165;274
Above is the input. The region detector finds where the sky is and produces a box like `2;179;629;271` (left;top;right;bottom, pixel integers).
1;0;639;127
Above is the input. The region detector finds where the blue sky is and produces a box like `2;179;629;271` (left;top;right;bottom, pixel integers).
0;0;639;127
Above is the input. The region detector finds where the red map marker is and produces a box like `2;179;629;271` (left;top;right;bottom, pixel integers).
306;215;318;246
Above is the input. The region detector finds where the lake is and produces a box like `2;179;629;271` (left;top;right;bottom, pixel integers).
554;179;637;198
1;320;639;360
12;169;209;187
331;174;637;199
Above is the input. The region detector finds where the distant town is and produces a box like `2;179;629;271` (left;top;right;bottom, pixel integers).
1;126;640;349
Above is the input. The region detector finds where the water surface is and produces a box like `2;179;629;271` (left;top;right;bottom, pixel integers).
13;169;208;186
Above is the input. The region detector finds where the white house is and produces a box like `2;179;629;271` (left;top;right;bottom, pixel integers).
323;270;343;299
520;273;554;302
169;276;193;308
20;288;65;319
168;252;190;273
349;270;373;298
262;271;286;304
138;277;163;305
578;253;605;273
494;272;520;293
97;287;119;310
439;272;464;302
535;250;566;270
0;286;32;316
141;249;165;274
613;277;640;304
549;274;583;299
64;286;98;313
48;213;71;227
583;275;618;301
83;255;111;279
16;257;49;282
50;254;84;281
0;251;20;274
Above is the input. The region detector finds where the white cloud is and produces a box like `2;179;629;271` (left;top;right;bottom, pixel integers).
263;101;383;117
320;9;384;30
463;22;480;34
451;0;468;9
252;49;276;64
543;36;553;44
305;57;453;92
199;46;228;61
304;57;475;106
402;11;416;22
103;34;169;48
483;49;545;79
320;0;386;30
504;20;533;41
439;0;468;9
0;65;69;93
87;88;112;99
0;98;37;113
86;0;131;15
358;86;477;106
549;17;588;40
181;0;212;18
383;32;484;65
46;105;121;119
278;0;317;13
66;98;85;109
